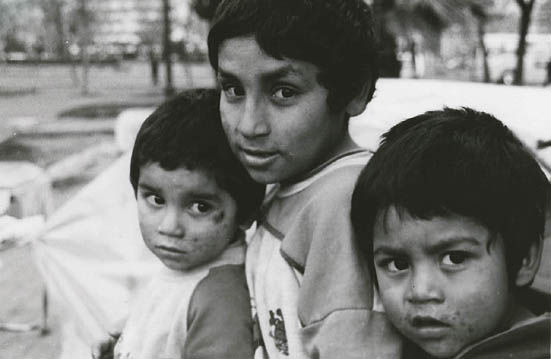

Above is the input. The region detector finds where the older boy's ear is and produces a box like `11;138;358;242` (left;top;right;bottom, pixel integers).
345;78;373;117
515;238;543;287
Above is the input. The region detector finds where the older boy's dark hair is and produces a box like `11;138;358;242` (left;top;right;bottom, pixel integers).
207;0;378;112
351;107;550;282
130;88;265;224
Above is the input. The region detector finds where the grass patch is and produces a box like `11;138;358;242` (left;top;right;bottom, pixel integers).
58;101;160;119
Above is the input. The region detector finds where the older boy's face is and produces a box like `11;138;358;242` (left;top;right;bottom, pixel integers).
372;207;512;358
216;36;349;184
136;163;239;271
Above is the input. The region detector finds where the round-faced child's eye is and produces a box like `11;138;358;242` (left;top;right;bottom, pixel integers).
442;252;468;265
190;201;212;214
387;258;409;272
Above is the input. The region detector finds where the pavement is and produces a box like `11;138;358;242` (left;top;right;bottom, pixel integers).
0;61;215;142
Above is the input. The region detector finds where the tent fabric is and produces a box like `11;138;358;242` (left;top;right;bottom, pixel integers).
33;153;160;358
31;79;551;356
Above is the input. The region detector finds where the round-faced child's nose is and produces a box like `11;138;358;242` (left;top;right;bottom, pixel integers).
157;208;185;237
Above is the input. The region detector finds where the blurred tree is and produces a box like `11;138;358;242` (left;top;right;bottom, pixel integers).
66;0;94;94
373;0;473;77
373;0;496;79
162;0;175;97
470;1;491;82
513;0;537;85
0;0;39;57
38;0;68;59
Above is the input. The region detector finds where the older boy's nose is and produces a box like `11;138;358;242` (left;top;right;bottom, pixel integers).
157;208;184;237
406;267;444;304
237;97;269;138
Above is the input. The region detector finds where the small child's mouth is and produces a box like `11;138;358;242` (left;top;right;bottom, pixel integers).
411;316;450;328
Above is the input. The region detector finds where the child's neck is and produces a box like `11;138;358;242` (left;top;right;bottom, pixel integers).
281;133;360;186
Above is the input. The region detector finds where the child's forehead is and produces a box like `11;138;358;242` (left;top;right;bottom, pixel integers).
373;206;494;250
217;36;321;80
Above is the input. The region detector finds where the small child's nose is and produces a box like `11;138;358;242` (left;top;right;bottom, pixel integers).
406;267;444;304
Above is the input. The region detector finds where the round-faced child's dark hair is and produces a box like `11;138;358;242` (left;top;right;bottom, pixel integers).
129;88;265;225
351;107;550;282
207;0;378;112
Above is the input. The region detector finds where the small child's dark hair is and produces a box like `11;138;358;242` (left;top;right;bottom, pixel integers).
130;88;265;224
207;0;378;112
351;107;550;282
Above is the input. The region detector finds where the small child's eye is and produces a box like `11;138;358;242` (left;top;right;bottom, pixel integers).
386;258;409;273
190;201;212;214
442;251;468;266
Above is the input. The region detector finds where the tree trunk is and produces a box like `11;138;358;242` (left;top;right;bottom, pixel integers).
408;37;417;78
476;18;490;83
52;0;67;59
514;0;536;85
162;0;175;97
79;0;90;95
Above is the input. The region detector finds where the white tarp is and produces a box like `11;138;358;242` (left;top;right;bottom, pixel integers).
31;79;551;357
33;153;160;358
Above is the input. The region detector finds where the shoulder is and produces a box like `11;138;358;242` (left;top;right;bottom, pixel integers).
184;264;254;358
188;264;249;317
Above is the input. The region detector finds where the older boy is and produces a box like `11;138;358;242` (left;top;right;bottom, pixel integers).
208;0;402;358
351;107;551;358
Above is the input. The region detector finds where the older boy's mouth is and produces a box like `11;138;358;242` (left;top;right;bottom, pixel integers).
239;147;278;166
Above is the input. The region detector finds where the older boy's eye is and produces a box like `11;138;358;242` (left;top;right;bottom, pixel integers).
222;85;244;99
146;194;165;207
273;87;297;100
442;251;468;266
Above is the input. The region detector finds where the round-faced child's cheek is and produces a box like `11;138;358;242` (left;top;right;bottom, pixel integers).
213;209;225;224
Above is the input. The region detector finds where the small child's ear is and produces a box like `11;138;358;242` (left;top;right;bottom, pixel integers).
345;78;373;117
515;238;543;287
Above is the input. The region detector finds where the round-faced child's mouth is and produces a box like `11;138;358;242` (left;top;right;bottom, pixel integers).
156;245;187;255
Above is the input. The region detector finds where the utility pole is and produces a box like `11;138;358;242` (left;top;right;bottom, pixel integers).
162;0;175;97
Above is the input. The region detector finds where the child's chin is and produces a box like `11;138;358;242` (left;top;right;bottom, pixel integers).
416;341;463;359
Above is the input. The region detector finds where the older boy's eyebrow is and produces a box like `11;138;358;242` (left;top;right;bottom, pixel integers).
216;70;238;83
373;245;406;257
260;65;304;83
218;65;304;83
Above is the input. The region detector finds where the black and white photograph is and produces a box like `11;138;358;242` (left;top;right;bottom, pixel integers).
0;0;550;358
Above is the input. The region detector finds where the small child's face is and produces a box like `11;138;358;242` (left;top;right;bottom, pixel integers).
216;36;349;185
372;206;512;358
136;163;239;271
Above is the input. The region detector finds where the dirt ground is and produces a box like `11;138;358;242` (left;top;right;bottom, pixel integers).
0;132;118;359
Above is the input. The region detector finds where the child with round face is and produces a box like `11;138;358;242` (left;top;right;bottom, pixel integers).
207;1;402;358
135;163;240;272
352;107;550;359
108;89;265;359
